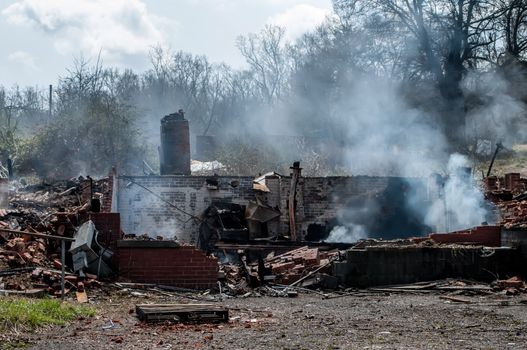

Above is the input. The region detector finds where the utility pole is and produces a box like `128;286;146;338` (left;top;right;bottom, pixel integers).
48;84;53;118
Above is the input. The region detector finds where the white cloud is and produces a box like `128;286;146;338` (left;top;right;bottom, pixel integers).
2;0;171;58
8;50;38;71
267;4;331;40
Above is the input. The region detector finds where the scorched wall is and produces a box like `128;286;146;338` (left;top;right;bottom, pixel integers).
116;174;434;243
116;176;255;243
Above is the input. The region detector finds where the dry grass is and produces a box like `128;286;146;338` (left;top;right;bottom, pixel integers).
475;143;527;177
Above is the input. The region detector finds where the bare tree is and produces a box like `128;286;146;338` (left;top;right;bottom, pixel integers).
0;86;44;163
500;0;527;59
236;25;292;105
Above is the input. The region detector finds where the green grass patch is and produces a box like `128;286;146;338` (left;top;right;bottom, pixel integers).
0;298;95;331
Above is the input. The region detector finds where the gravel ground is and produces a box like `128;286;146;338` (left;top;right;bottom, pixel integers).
10;289;527;350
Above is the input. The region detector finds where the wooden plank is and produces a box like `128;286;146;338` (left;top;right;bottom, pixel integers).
76;291;88;303
368;288;433;294
436;286;492;291
0;289;46;297
440;295;472;303
137;303;216;307
387;282;438;290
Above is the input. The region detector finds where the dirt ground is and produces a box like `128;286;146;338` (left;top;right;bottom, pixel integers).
5;287;527;350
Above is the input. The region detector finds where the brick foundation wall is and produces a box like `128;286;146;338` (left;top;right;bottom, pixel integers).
80;176;114;213
429;226;501;247
117;243;218;289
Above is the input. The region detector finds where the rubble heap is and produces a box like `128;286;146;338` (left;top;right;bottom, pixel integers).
257;246;339;285
0;176;113;298
498;200;527;228
220;246;341;295
483;172;527;229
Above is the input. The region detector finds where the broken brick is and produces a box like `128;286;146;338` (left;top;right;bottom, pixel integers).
497;276;524;289
22;252;33;261
65;275;78;283
53;259;62;270
271;261;296;274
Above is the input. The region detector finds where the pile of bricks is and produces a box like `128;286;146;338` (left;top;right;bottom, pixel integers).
496;276;526;295
497;200;527;228
0;175;116;298
256;246;339;285
1;237;48;267
0;232;103;297
219;264;249;295
32;268;100;297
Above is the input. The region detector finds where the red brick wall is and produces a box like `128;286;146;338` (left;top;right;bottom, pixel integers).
429;226;501;247
101;175;114;213
117;245;218;289
80;176;114;213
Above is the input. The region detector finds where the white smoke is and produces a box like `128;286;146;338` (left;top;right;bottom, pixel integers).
464;71;527;146
326;224;367;243
321;73;497;242
336;77;447;177
425;153;488;232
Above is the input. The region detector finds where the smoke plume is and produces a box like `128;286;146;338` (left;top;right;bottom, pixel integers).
424;153;489;232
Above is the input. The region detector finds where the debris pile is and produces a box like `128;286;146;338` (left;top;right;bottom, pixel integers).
0;176;113;299
1;237;48;267
220;264;250;295
483;172;527;228
497;200;527;228
9;176;112;215
368;277;527;297
257;246;339;285
0;264;102;299
0;229;103;298
495;276;526;295
219;246;341;296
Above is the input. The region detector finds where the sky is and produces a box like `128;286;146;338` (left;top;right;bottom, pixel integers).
0;0;332;88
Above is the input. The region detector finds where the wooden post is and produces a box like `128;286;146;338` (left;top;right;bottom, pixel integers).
288;162;302;241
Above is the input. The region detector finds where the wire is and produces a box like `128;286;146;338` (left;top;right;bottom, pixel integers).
479;247;495;258
94;230;105;277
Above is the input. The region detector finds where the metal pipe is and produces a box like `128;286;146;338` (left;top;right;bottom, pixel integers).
61;240;65;300
0;228;74;241
486;142;503;178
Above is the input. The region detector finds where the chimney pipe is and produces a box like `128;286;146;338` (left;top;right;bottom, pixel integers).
160;110;191;175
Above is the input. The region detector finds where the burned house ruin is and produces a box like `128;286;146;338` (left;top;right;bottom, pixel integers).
116;111;440;246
